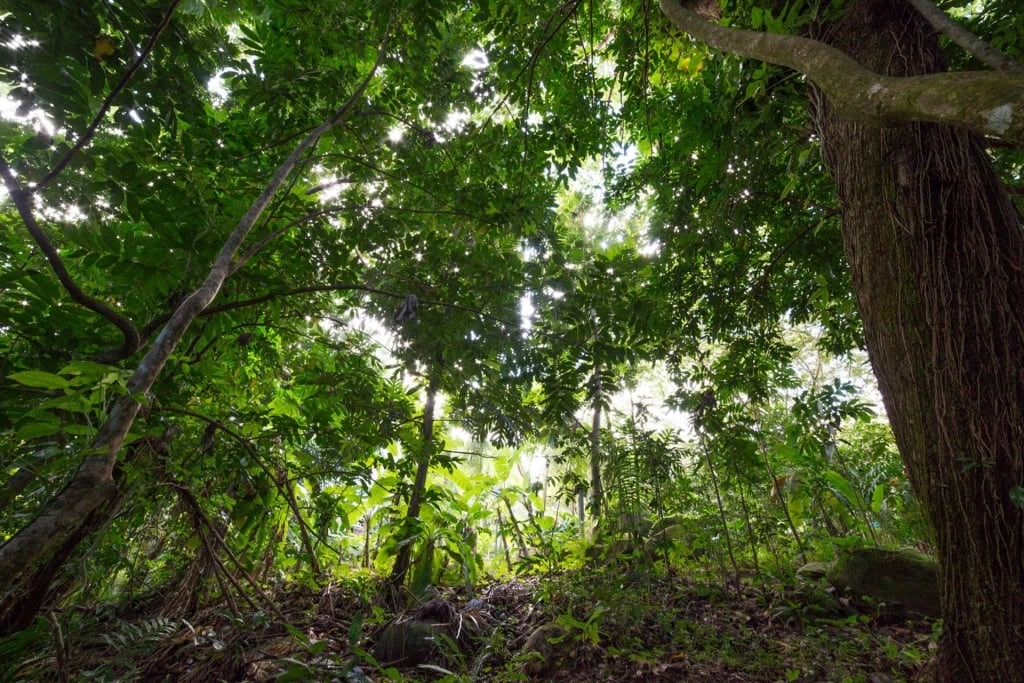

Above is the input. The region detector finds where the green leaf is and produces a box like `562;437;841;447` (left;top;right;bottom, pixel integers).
274;661;312;682
40;393;94;413
410;537;436;598
823;469;860;510
1010;486;1024;509
268;394;303;419
16;421;62;440
8;371;70;390
870;482;886;514
348;612;364;650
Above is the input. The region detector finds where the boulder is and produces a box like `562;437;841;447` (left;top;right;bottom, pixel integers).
645;526;707;559
520;622;570;677
826;547;940;618
372;618;443;667
796;561;833;581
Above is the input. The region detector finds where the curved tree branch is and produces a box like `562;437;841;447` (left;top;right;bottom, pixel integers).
475;0;583;167
201;284;547;341
97;45;391;363
0;157;141;361
229;197;323;276
135;281;574;359
659;0;1024;147
0;0;183;361
143;283;527;339
904;0;1024;73
751;208;841;298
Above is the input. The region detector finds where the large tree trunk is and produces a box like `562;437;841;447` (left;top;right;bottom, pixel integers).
814;1;1024;679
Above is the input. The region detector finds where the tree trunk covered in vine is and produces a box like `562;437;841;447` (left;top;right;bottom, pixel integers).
814;1;1024;679
589;310;605;523
387;372;440;599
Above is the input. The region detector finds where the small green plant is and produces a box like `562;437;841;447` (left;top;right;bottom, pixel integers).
555;604;607;646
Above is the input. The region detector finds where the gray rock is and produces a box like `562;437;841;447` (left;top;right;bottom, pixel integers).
827;547;940;618
796;561;833;581
520;622;570;677
372;618;443;667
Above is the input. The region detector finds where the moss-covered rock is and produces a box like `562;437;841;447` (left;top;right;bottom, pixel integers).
826;547;940;618
796;561;833;581
520;622;570;677
372;618;443;667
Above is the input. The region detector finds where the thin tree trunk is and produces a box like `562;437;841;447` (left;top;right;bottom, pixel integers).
501;496;529;557
363;513;372;569
387;372;439;597
698;430;740;586
275;465;321;579
814;2;1024;678
589;309;605;522
590;391;604;519
495;509;514;573
759;441;807;565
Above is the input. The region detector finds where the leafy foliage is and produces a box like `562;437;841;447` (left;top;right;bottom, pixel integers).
4;0;1013;677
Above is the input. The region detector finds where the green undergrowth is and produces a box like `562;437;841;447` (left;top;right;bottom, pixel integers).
508;564;935;682
0;563;937;682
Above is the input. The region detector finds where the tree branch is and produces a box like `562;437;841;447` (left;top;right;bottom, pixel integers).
904;0;1024;73
0;156;141;361
476;0;582;165
0;0;183;361
0;20;393;593
129;22;391;414
659;0;1024;148
229;209;322;276
752;208;841;297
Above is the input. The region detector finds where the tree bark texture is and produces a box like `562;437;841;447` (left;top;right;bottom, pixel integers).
814;2;1024;680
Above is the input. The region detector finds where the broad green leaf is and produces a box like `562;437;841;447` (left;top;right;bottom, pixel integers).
870;483;886;514
8;371;70;390
824;470;860;510
268;395;303;419
16;421;62;441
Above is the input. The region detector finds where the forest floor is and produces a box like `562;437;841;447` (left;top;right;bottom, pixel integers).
7;565;936;682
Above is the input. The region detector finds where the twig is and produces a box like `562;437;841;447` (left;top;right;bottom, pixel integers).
517;0;584;194
47;611;68;683
751;210;839;296
169;480;262;617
